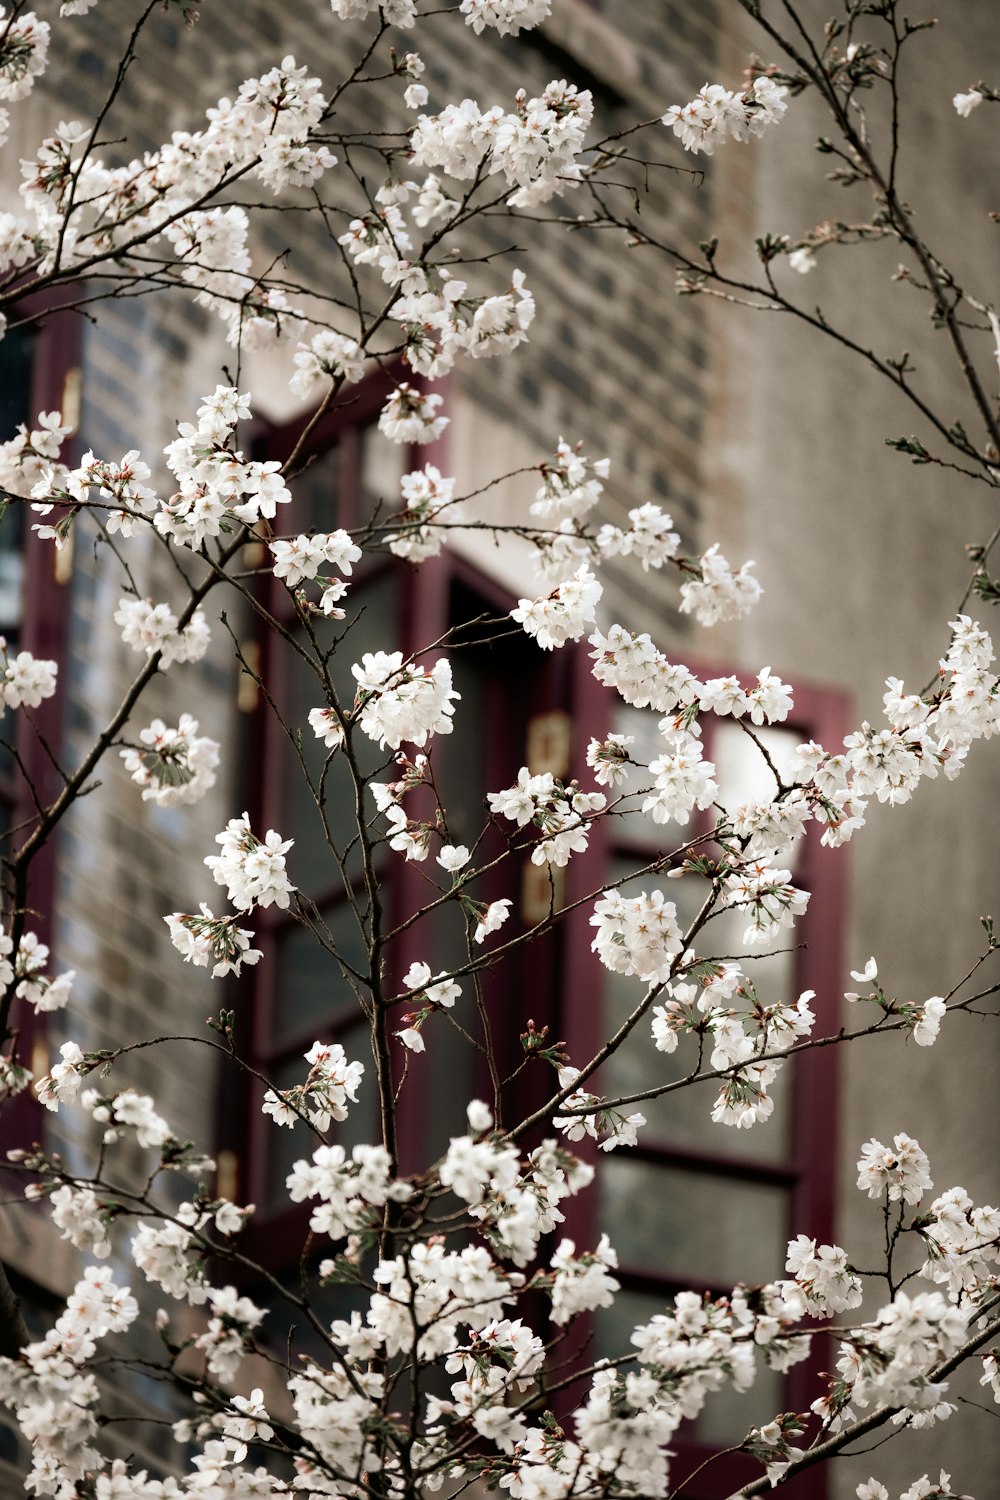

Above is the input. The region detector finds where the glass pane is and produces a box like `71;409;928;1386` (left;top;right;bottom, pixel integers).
713;722;805;872
270;903;370;1046
291;446;343;534
697;902;798;1001
599;1158;790;1287
612;704;667;770
360;424;406;511
593;1287;785;1448
282;571;398;887
436;648;487;849
0;323;32;635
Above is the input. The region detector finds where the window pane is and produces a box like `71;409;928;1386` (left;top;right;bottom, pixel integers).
291;447;343;534
282;571;398;886
360;423;406;510
713;722;805;872
0;323;33;634
269;904;370;1047
599;1158;790;1287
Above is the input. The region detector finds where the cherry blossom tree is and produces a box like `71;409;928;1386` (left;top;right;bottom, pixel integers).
0;2;997;1498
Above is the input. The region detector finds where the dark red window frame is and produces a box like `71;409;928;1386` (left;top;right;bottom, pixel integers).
1;289;81;1149
555;646;850;1498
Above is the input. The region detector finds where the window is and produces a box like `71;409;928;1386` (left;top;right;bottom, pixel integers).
226;382;558;1263
556;655;850;1499
226;388;848;1497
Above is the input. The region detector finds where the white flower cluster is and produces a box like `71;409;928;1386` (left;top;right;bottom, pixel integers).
131;1203;214;1305
0;640;57;715
308;704;346;751
427;1314;543;1455
858;1474;972;1500
0;7;49;110
2;930;75;1014
370;756;437;863
158;386;291;548
678;543;763;625
269;528;362;619
0;1266;136;1497
585;730;634;787
783;1234;863;1316
730;788;811;863
329;0;416;24
378;382;449;445
0;409;69;498
767;617;1000;859
353;650;459;749
590;887;682;983
662;75;789;156
655;971;815;1130
386;464;463;562
597;502;681;573
641;729;718;825
114;596;210;666
47;1184;113;1259
723;860;810;946
700;665;794;723
35;1040;89;1111
590;623;703;714
83;1087;173;1149
838;1290;968;1422
120;714;219;806
367;1241;523;1368
487;766;605;866
857;1133;933;1204
459;0;551;36
263;1041;365;1130
287;1141;411;1238
917;1186;1000;1296
630;1286;801;1431
164;904;262;978
15;62;329;337
411;79;593;206
468;1133;595;1267
511;563;602;650
532;438;609;525
0;1054;31;1099
204;812;295;912
195;1285;265;1384
553;1066;646;1151
390;266;535;378
395;958;463;1050
289;327;365;399
31;447;156;539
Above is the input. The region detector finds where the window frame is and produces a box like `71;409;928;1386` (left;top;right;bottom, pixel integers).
553;646;849;1498
1;289;81;1151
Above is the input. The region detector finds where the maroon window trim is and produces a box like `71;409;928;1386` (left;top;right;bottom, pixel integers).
3;290;81;1149
552;648;850;1498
